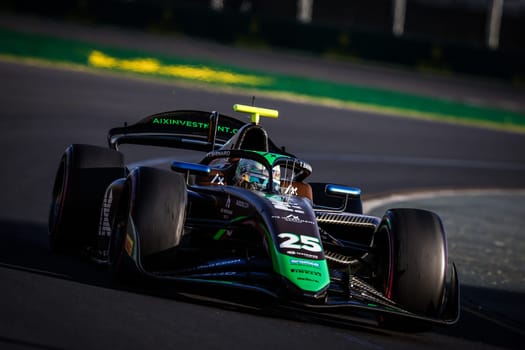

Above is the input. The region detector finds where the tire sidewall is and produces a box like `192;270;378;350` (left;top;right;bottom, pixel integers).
383;208;448;318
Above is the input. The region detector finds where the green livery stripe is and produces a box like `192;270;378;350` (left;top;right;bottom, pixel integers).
1;28;524;133
213;229;227;241
260;224;330;293
250;152;287;166
213;216;249;240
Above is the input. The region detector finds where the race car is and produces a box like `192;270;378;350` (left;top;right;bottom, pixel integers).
48;103;460;330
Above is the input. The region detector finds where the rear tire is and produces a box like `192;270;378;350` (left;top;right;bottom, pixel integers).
109;167;187;276
48;144;125;253
376;208;449;331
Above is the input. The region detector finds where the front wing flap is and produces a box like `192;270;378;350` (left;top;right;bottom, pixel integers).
119;232;460;328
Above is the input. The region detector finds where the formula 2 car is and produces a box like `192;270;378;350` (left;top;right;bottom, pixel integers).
49;103;460;330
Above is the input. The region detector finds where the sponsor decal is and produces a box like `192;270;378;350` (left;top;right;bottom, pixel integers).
205;272;236;277
207;150;231;158
282;184;298;196
95;189;114;261
98;190;113;238
235;199;249;209
225;195;231;209
285;251;318;259
125;234;134;257
212;259;242;267
152;118;209;128
290;268;322;277
217;125;238;134
211;173;225;185
150;118;239;135
290;259;320;268
266;195;304;214
275;247;330;292
272;214;316;225
195;258;242;269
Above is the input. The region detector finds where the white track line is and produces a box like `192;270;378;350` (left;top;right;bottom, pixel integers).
363;188;525;214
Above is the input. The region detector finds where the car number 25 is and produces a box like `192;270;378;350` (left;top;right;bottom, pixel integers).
278;233;322;252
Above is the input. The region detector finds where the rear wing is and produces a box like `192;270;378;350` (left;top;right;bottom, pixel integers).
107;110;246;152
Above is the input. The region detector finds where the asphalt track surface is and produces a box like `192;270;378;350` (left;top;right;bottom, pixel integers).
1;22;525;350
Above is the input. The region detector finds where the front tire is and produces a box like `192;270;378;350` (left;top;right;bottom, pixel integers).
109;166;187;276
377;208;449;330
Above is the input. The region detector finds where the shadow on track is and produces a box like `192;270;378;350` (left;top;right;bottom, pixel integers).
0;335;63;350
0;219;114;287
436;285;525;349
1;219;524;349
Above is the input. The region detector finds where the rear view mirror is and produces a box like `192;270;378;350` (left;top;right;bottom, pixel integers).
326;184;361;199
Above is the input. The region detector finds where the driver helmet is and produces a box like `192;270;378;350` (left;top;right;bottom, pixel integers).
234;159;280;192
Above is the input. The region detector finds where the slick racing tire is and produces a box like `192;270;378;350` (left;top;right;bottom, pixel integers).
377;208;449;331
109;166;187;276
310;182;362;214
48;144;125;253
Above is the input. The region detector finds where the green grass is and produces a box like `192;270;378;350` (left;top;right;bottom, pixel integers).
2;27;524;133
